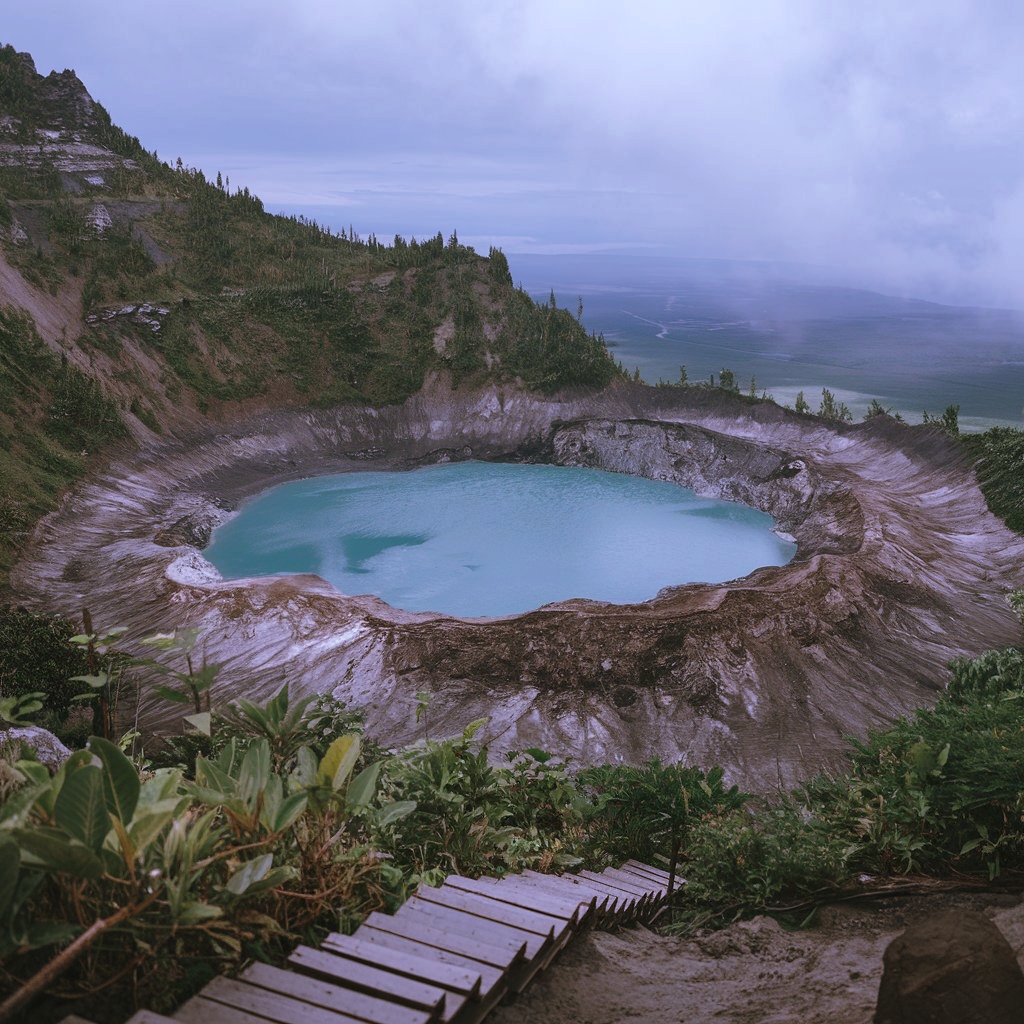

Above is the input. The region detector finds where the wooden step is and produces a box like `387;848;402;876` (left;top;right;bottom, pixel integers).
519;870;621;916
624;859;673;882
415;883;566;940
579;870;655;907
178;975;394;1024
446;874;590;925
590;868;660;898
316;933;483;997
496;872;608;918
350;923;507;999
600;866;667;898
399;898;550;962
361;911;525;972
270;951;451;1020
319;933;499;1024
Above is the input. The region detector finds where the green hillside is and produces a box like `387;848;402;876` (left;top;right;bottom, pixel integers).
0;43;620;587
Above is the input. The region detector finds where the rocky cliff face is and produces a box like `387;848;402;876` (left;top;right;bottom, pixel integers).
13;380;1023;792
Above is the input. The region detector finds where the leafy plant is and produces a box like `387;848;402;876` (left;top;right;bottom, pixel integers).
138;628;219;735
68;614;128;740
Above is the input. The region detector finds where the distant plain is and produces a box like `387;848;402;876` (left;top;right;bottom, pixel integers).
514;253;1024;430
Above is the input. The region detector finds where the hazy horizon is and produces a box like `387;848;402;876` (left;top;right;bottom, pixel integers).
8;2;1024;311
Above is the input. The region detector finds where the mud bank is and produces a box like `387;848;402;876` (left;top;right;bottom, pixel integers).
13;380;1024;790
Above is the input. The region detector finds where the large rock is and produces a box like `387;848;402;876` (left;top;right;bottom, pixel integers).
874;908;1024;1024
2;725;72;772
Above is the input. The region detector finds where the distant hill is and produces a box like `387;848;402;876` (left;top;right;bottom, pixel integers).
0;44;621;588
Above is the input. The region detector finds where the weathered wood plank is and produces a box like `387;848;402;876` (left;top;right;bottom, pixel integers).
581;870;653;904
175;995;275;1024
601;866;667;897
191;976;378;1024
538;873;634;915
393;902;549;994
317;933;482;997
625;860;672;882
354;921;508;999
362;911;524;971
515;871;610;906
399;899;550;962
519;870;617;915
484;873;598;916
259;952;446;1013
446;875;585;924
415;883;566;940
589;869;659;897
618;864;673;886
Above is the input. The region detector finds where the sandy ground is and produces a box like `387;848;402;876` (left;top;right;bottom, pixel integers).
489;894;1024;1024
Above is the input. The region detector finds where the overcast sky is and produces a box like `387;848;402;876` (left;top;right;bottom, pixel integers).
7;1;1024;306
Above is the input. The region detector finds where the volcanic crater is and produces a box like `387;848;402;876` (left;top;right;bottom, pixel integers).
14;379;1024;791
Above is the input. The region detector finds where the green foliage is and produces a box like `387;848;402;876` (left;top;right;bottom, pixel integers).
817;387;852;422
660;643;1024;932
718;368;738;393
922;403;961;436
0;607;87;720
139;628;218;728
864;398;903;422
0;707;393;1012
579;761;745;902
962;426;1024;533
495;288;621;392
794;390;810;415
374;723;586;890
488;246;512;290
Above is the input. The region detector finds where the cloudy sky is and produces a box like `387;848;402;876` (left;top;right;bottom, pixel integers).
7;1;1024;306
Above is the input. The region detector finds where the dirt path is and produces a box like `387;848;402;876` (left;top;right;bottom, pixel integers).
489;894;1024;1024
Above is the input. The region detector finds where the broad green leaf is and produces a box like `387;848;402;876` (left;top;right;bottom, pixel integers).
55;765;110;852
126;800;180;854
0;781;47;828
238;740;271;808
70;673;111;690
174;901;223;925
375;800;417;828
14;761;49;786
293;746;319;790
14;828;105;878
184;712;212;736
194;756;237;796
225;853;274;895
270;792;308;833
137;768;185;810
319;734;360;792
346;762;381;811
259;774;283;832
88;736;140;824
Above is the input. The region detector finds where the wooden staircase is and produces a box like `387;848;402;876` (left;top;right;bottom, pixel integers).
61;861;672;1024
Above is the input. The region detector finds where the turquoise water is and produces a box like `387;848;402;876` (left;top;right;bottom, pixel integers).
204;462;796;617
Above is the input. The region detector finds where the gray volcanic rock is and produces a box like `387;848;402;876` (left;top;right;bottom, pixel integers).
12;380;1024;791
2;726;72;772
